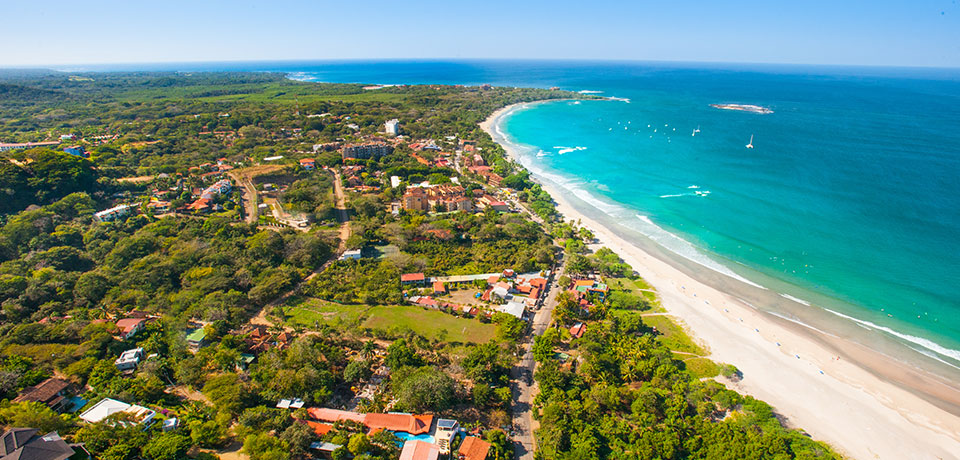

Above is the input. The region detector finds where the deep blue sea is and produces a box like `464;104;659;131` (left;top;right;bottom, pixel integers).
77;60;960;367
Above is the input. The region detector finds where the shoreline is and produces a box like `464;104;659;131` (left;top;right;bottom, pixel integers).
481;101;960;459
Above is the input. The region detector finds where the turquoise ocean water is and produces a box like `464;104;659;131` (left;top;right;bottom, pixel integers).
81;60;960;369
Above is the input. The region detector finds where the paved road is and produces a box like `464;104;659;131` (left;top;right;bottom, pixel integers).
510;258;565;460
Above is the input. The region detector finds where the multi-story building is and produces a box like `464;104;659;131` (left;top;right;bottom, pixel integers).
94;204;132;223
384;119;401;136
342;142;394;160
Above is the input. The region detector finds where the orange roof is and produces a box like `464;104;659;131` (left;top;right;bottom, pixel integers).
400;440;439;460
115;318;145;333
574;279;595;288
307;407;365;424
487;275;499;284
364;413;433;435
401;273;425;282
569;323;587;338
529;278;547;289
433;281;446;292
458;437;492;460
305;421;334;436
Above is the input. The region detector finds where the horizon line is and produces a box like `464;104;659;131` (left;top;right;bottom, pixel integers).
2;57;959;73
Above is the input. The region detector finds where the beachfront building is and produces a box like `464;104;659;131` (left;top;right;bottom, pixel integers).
342;142;394;160
385;119;401;136
79;398;156;425
94;204;133;223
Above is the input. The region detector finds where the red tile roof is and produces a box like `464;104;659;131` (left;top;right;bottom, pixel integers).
458;436;492;460
115;318;145;334
305;421;333;436
569;323;587;339
433;281;446;293
400;440;439;460
401;273;425;282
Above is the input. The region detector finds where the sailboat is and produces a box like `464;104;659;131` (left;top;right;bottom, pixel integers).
746;134;754;149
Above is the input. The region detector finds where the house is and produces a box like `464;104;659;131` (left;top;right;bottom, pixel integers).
400;273;426;286
237;353;256;371
114;348;144;371
162;418;179;432
115;318;145;340
339;248;362;260
79;398;155;426
0;428;85;460
0;141;60;152
569;322;587;339
490;286;509;301
146;200;171;214
435;419;459;454
457;436;492;460
432;281;446;294
94;204;132;223
307;408;433;435
186;328;207;352
12;378;74;412
299;158;316;170
574;279;609;301
399;440;439;460
496;301;526;319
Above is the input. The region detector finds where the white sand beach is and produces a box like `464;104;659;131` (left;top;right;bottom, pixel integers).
481;103;960;460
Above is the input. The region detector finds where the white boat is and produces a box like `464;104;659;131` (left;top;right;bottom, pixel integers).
746;134;754;149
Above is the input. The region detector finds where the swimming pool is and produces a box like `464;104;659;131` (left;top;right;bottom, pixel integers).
392;431;435;445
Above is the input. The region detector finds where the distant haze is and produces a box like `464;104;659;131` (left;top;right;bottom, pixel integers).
1;0;959;68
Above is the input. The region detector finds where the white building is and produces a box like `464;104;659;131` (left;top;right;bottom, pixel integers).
385;119;401;136
339;248;362;260
435;419;460;454
496;301;526;320
79;398;156;425
94;204;132;223
114;347;144;371
390;176;401;188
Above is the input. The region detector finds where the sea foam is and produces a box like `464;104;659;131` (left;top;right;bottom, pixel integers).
823;308;960;364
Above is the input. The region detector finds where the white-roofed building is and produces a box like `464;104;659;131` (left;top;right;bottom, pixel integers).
79;398;156;425
496;301;526;320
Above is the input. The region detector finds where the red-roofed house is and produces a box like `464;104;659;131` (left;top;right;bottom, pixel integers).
400;440;440;460
305;421;334;436
457;436;492;460
115;318;146;340
299;158;316;170
308;409;433;435
570;323;587;339
401;273;426;286
433;281;446;294
486;275;500;285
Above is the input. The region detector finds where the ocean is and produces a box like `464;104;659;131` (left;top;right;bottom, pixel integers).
77;60;960;369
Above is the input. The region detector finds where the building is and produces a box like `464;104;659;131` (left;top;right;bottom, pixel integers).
299;158;316;170
402;188;430;213
186;328;207;352
573;279;609;302
79;398;155;426
0;428;85;460
94;204;132;223
342;143;393;160
12;378;74;412
569;322;587;339
496;301;526;319
0;141;60;152
385;119;401;136
114;348;144;371
399;440;439;460
307;408;433;435
115;318;145;340
457;437;492;460
146;200;171;214
400;273;426;286
339;248;362;260
435;419;459;454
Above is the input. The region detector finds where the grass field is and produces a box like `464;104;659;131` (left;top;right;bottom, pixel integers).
641;314;707;355
683;357;721;378
281;297;496;344
607;276;663;311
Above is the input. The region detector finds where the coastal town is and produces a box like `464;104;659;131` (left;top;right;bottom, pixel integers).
0;72;841;460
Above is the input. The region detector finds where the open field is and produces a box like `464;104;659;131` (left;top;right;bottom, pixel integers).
281;297;496;344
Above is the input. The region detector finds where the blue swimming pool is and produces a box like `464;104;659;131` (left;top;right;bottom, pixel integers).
392;431;435;445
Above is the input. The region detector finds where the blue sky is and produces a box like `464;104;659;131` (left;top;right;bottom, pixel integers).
1;0;958;67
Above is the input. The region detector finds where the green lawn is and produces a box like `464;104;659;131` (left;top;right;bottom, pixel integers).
280;297;496;344
607;277;663;312
641;314;706;355
683;357;721;378
363;305;496;344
